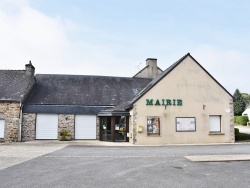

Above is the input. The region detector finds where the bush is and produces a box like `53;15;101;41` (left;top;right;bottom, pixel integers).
234;116;249;126
238;116;248;125
235;128;250;141
234;116;237;123
60;129;71;137
59;129;71;141
235;132;250;141
235;128;239;134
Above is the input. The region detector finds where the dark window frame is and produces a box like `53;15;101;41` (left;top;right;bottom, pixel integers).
176;117;196;132
147;116;161;136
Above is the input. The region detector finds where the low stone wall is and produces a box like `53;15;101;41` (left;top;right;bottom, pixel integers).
0;102;20;142
22;113;36;141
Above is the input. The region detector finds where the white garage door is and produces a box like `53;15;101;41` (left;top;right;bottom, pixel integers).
75;115;96;139
0;119;5;138
36;114;58;139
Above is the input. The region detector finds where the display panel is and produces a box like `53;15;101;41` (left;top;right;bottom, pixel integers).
147;117;160;136
176;117;196;132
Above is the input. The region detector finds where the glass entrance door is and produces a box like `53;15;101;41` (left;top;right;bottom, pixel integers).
100;116;128;142
101;117;112;141
114;116;127;142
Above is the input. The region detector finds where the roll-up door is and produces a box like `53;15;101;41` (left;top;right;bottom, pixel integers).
75;115;96;139
36;114;58;139
0;119;5;138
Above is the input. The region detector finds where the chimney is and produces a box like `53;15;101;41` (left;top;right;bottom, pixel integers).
134;58;162;78
146;58;158;78
25;60;35;75
146;58;157;68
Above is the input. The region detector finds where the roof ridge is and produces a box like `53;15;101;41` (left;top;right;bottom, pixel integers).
35;74;152;80
0;69;26;72
125;53;233;109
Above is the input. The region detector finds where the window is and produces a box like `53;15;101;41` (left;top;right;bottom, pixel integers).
209;115;221;132
147;117;160;136
176;117;196;132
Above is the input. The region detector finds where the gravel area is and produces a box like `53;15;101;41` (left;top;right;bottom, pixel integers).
0;143;67;170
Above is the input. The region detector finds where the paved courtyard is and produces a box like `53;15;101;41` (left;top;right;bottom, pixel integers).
0;142;67;170
1;142;250;188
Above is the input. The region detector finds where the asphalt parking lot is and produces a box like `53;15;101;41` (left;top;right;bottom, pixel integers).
1;142;250;188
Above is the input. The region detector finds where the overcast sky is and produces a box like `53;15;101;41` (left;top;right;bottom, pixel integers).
1;0;249;94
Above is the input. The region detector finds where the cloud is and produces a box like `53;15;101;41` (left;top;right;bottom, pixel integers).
0;0;139;77
192;44;249;94
1;1;248;94
0;0;70;69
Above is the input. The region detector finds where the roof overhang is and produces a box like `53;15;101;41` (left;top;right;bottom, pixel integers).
0;99;20;102
97;111;130;117
23;104;112;115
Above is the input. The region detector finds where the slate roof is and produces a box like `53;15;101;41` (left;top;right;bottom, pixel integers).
125;53;234;109
0;70;35;102
24;74;151;106
23;105;109;115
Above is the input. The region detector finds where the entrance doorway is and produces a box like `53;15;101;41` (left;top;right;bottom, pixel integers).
101;117;111;141
114;116;126;142
100;116;129;142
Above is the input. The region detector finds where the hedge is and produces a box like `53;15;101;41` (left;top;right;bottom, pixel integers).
234;128;250;141
235;132;250;141
235;128;239;134
234;116;249;126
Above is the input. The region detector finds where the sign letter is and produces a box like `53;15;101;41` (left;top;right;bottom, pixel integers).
177;99;182;106
155;99;160;106
166;99;172;106
146;99;153;105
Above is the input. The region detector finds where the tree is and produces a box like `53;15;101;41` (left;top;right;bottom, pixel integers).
241;93;250;106
233;89;246;116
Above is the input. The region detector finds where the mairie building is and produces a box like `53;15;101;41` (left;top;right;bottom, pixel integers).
0;53;234;144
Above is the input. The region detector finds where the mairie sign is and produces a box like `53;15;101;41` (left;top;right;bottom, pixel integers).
146;99;182;106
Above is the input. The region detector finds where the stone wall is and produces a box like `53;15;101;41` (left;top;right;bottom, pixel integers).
58;114;74;139
0;102;20;142
96;117;100;140
129;116;132;142
132;104;137;144
229;99;235;142
22;113;36;141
